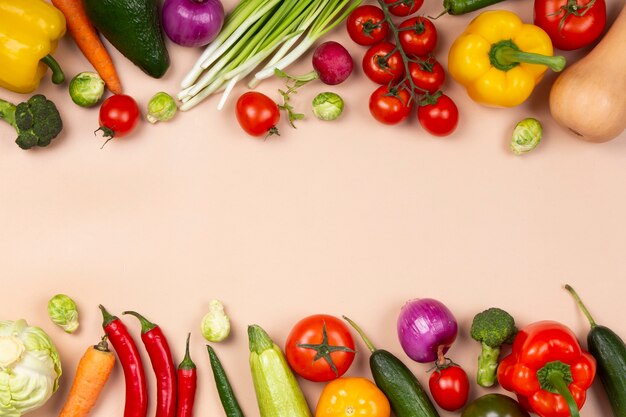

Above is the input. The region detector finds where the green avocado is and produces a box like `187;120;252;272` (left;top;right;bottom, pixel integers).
83;0;170;78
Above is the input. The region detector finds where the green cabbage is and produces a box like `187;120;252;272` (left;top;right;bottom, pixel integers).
0;320;62;416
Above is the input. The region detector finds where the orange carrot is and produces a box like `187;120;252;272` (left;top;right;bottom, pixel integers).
58;337;116;417
51;0;123;94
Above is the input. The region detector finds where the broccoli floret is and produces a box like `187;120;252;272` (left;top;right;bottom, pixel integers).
470;307;518;388
0;94;63;149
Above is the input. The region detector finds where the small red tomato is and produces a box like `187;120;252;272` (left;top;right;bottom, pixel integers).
362;42;405;85
398;17;438;56
383;0;423;16
408;57;445;94
235;92;280;137
534;0;606;50
285;315;355;382
428;365;470;411
346;5;390;46
98;94;140;141
418;94;459;136
369;85;413;125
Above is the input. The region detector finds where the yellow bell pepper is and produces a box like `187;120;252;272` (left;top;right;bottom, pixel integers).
0;0;66;94
448;10;566;108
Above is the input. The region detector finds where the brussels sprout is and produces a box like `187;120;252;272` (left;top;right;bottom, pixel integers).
201;300;231;342
147;92;178;124
69;72;105;107
312;92;344;121
511;118;542;155
48;294;79;334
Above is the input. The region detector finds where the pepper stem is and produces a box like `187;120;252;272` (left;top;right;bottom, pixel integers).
342;316;377;353
40;55;65;84
537;361;579;417
123;311;157;333
489;40;566;72
548;371;580;417
179;333;196;370
98;305;117;328
565;285;597;328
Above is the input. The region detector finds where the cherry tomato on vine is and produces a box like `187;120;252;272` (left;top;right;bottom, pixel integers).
408;57;445;94
398;17;438;56
347;5;390;46
418;94;458;136
383;0;423;16
428;364;470;411
534;0;606;50
235;92;280;137
362;42;405;85
97;94;140;143
369;85;413;125
285;314;355;382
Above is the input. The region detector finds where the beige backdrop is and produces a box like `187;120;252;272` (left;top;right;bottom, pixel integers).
2;0;625;416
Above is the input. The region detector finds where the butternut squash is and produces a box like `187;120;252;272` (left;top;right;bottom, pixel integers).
549;4;626;143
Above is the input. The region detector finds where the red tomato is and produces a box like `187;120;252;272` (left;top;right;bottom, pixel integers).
235;92;280;137
383;0;423;16
408;57;445;94
534;0;606;50
369;85;413;125
428;365;470;411
285;315;355;382
98;94;140;139
362;42;405;85
398;17;437;56
418;94;458;136
346;5;390;46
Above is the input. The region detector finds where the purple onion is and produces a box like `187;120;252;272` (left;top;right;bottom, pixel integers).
397;298;458;363
312;41;353;85
163;0;224;47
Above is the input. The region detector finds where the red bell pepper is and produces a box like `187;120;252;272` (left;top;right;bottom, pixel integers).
497;321;596;417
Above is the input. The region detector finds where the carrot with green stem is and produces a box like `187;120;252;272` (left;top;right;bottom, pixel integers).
51;0;122;94
58;336;116;417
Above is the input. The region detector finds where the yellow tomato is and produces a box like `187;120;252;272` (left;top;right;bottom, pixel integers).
315;377;390;417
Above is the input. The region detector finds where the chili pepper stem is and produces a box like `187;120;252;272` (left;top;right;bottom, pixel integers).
41;55;65;84
489;40;566;72
565;285;597;328
98;304;117;327
342;316;377;353
179;333;196;370
548;371;580;417
123;311;157;333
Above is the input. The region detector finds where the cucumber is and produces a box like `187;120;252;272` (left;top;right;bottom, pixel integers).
442;0;508;15
344;317;440;417
207;345;245;417
566;285;626;417
248;325;311;417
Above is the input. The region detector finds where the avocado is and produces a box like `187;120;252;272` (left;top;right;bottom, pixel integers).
83;0;170;78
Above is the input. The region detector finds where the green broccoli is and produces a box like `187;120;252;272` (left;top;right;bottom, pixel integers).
0;94;63;149
470;307;518;388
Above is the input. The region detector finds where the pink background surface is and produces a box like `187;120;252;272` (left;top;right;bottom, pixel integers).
2;0;626;416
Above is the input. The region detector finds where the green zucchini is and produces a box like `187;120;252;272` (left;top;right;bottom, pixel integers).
248;325;312;417
565;285;626;417
207;345;245;417
344;317;440;417
442;0;507;15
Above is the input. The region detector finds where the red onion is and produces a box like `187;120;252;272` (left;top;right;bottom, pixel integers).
163;0;224;47
397;298;458;363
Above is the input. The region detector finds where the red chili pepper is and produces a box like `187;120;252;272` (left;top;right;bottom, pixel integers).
124;311;177;417
497;321;596;417
99;305;148;417
176;333;197;417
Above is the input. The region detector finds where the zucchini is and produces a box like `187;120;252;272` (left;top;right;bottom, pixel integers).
248;325;312;417
344;317;440;417
207;345;245;417
566;285;626;417
442;0;507;15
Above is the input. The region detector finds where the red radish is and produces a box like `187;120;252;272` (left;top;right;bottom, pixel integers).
312;41;354;85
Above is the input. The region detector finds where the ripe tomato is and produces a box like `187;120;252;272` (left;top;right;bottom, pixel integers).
398;17;437;56
369;85;413;125
408;57;445;94
418;94;458;136
383;0;423;16
285;315;355;382
235;92;280;137
346;5;389;46
534;0;606;50
98;94;140;140
428;365;470;412
315;377;390;417
362;42;405;85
